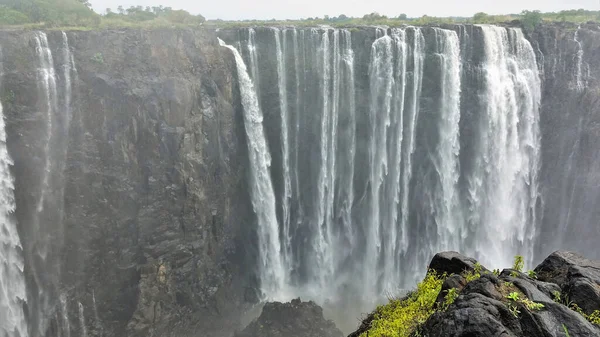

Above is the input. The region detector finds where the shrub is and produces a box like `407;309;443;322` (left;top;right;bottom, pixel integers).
91;52;104;64
521;10;543;31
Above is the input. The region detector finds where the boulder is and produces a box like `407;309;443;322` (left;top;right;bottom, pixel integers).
428;251;486;276
535;251;600;315
235;298;343;337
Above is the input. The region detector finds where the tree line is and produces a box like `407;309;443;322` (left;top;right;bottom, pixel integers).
0;0;205;27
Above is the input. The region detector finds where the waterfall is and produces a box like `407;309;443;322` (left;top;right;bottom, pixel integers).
336;29;356;270
219;24;542;315
218;38;286;299
400;27;425;257
273;28;293;276
0;46;28;337
471;26;541;268
364;33;394;295
30;31;75;336
381;28;407;291
34;31;58;216
78;302;88;337
573;26;586;91
431;28;463;255
59;294;71;337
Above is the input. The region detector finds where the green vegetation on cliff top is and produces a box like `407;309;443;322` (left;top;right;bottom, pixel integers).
0;1;599;30
0;0;205;28
360;255;599;337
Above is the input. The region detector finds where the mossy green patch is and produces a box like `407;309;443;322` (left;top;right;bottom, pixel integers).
360;271;444;337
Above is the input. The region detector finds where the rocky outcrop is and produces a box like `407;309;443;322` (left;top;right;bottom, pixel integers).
235;299;343;337
535;251;600;315
416;251;600;337
428;251;486;275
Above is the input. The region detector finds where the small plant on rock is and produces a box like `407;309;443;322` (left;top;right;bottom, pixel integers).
508;303;521;317
521;298;545;311
513;255;524;272
553;290;562;303
91;52;105;64
527;270;537;279
492;269;501;276
443;288;459;310
507;292;520;301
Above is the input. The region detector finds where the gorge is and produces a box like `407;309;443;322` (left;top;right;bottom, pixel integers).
0;22;599;337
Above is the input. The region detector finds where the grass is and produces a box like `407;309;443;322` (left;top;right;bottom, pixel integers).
360;255;554;337
359;270;444;337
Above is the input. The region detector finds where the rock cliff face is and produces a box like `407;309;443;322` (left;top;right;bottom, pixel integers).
530;23;600;260
1;23;600;337
0;29;254;337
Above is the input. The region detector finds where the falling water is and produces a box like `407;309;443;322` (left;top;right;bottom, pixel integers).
336;29;356;271
471;26;541;268
59;294;71;337
573;26;586;91
273;28;293;276
32;31;60;336
431;28;463;254
364;33;394;295
381;28;407;291
78;302;88;337
219;25;542;319
218;38;286;299
0;46;28;337
399;27;425;259
34;32;58;216
30;31;75;336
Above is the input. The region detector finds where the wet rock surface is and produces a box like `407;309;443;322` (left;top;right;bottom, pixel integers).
236;299;343;337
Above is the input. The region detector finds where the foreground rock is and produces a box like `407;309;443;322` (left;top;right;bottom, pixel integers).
535;251;600;315
236;299;343;337
418;251;600;337
350;251;600;337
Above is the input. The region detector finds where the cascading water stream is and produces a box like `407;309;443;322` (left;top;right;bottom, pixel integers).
381;28;407;291
0;46;28;337
399;27;425;263
431;28;463;254
471;26;541;268
573;26;587;91
30;31;76;336
273;28;293;276
364;33;394;295
217;37;287;299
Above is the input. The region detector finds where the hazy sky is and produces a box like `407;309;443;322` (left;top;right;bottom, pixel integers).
89;0;599;20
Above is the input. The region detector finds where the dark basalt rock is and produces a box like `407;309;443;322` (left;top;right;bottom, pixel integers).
435;274;468;305
535;251;600;315
413;251;600;337
235;298;343;337
428;251;486;276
